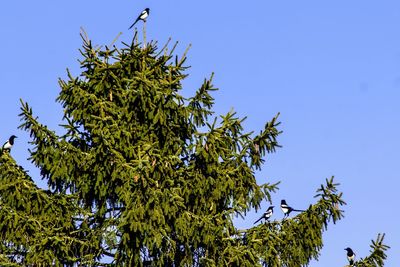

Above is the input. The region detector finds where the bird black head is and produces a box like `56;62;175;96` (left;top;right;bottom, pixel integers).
281;199;287;205
9;135;17;140
344;247;353;252
145;8;150;13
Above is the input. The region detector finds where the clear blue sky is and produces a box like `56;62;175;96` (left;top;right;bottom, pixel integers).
1;1;399;266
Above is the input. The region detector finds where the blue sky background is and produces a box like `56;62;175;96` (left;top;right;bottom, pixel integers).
1;1;399;266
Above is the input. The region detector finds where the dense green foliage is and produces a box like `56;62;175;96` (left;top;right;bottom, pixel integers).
0;33;389;266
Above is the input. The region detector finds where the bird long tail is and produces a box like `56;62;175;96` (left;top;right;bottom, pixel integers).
129;19;140;29
254;217;263;224
292;209;305;212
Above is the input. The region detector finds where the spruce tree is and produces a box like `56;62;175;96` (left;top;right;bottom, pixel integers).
0;31;389;266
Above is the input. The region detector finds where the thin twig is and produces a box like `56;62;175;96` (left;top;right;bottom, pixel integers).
110;32;123;47
80;26;90;43
143;20;147;49
178;43;192;65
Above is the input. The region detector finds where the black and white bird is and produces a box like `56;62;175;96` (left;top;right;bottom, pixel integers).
344;247;355;265
280;199;304;218
2;135;17;151
129;8;150;29
254;206;274;224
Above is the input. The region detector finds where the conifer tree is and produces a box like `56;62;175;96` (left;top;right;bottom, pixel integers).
0;31;389;266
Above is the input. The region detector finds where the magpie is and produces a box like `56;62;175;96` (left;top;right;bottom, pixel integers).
280;199;304;218
2;135;17;151
129;8;150;29
344;247;355;265
254;206;274;224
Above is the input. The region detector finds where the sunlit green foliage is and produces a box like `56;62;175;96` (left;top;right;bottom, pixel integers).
0;32;389;266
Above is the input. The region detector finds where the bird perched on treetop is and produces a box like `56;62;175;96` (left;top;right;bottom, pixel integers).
129;8;150;29
1;135;17;156
280;199;304;219
2;135;17;151
254;206;274;224
344;247;356;265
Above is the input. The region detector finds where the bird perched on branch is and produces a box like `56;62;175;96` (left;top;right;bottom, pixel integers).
254;206;274;224
280;199;304;219
344;247;355;265
129;8;150;29
1;135;17;152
